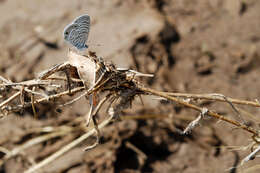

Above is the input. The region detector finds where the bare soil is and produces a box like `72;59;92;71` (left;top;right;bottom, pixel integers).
1;0;260;172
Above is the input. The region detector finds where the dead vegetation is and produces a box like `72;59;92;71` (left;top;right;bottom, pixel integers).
0;0;260;172
1;49;260;172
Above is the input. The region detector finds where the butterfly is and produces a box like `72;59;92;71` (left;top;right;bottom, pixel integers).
63;14;90;51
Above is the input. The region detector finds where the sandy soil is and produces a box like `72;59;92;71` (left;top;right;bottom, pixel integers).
0;0;260;172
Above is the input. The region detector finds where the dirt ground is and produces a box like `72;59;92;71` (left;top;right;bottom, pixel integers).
1;0;260;172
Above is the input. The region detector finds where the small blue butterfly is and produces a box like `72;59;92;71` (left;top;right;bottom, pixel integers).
63;14;90;51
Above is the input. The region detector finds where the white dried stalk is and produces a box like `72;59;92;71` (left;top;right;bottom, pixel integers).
182;107;208;134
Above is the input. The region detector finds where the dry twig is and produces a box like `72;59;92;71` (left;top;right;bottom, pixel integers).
24;115;114;173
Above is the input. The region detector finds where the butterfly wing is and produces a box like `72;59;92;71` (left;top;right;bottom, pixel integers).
63;23;78;42
63;14;90;50
67;26;85;50
73;14;90;47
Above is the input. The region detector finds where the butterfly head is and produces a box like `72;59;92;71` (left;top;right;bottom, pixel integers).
63;23;78;41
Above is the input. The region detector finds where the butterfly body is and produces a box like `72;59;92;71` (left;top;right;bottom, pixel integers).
63;14;90;51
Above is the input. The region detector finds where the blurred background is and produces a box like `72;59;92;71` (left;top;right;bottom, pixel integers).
0;0;260;172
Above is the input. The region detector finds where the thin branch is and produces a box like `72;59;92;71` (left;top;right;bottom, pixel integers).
84;94;112;150
46;76;82;82
125;141;147;160
139;86;258;135
0;128;73;166
0;80;51;87
30;87;37;118
59;90;88;107
241;144;260;165
165;92;260;107
24;115;113;173
7;86;85;112
182;108;208;134
0;92;20;108
211;93;246;124
37;62;70;80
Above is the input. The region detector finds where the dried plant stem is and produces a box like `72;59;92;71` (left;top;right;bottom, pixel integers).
0;92;20;108
122;114;168;120
165;92;260;107
33;86;85;103
8;86;85;111
30;87;37;118
139;86;258;135
0;80;50;87
0;128;72;166
37;62;70;80
47;76;82;82
0;76;9;83
24;115;113;173
12;74;110;111
84;94;111;150
241;144;260;165
125;141;147;160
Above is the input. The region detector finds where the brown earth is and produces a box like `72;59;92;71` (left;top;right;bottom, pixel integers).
0;0;260;172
